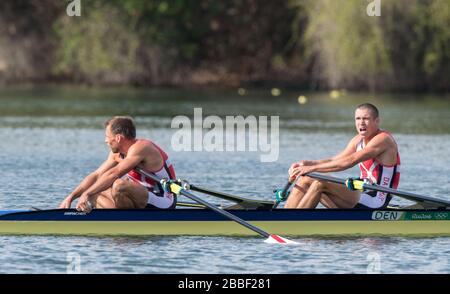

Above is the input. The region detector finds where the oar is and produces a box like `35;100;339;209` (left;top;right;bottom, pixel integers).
306;172;450;208
136;168;297;244
187;184;277;209
176;201;207;208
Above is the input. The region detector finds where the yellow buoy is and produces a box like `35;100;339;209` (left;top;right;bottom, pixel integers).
329;90;340;99
238;88;247;96
297;95;308;104
271;88;281;96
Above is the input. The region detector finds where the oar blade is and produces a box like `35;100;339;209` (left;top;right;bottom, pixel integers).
264;234;298;245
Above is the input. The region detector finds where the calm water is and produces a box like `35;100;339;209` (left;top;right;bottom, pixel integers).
0;86;449;273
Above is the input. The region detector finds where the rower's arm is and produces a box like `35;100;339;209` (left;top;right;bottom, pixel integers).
311;135;388;173
82;145;147;198
330;135;359;161
305;135;359;165
66;152;117;201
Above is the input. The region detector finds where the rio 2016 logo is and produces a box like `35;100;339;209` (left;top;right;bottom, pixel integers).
434;213;449;220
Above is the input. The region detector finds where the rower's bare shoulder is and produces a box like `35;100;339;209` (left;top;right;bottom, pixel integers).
131;139;158;155
109;151;121;161
349;134;362;146
376;132;396;144
370;132;397;149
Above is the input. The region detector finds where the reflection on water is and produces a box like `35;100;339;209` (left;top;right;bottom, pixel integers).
0;86;449;273
0;86;449;134
0;235;449;274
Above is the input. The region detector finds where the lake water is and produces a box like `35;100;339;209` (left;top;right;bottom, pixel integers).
0;86;449;273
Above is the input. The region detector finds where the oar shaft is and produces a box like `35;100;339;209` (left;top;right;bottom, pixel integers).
176;201;206;208
190;184;276;209
190;185;241;202
307;172;450;206
306;173;345;185
179;189;271;238
136;168;271;238
280;181;293;196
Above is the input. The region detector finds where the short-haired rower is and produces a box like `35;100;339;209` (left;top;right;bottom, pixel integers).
285;103;400;209
59;116;176;212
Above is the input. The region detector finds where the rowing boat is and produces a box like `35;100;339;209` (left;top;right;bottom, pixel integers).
1;173;448;238
1;208;449;237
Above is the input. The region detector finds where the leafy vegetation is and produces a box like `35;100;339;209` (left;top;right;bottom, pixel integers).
0;0;448;91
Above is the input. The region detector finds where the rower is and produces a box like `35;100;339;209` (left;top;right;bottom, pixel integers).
59;116;177;212
285;103;400;209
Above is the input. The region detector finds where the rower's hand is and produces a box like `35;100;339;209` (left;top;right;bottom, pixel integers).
289;164;314;182
288;161;312;182
59;197;72;209
288;160;314;173
288;163;300;182
298;160;314;166
76;194;93;213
